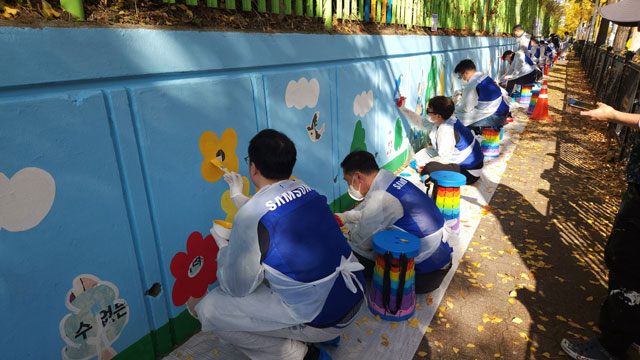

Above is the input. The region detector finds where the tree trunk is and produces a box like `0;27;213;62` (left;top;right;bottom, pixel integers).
612;26;631;51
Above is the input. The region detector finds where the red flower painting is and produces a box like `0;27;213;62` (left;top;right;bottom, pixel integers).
170;232;219;306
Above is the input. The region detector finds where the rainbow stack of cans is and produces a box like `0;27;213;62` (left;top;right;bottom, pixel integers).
430;171;467;235
368;230;421;321
527;87;540;116
519;84;534;107
481;127;501;158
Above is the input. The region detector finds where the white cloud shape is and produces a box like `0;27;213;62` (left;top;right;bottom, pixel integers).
0;167;55;232
285;77;320;109
353;90;374;118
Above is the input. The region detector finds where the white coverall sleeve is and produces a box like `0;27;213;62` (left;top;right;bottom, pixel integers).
349;191;404;257
216;209;265;297
398;105;434;132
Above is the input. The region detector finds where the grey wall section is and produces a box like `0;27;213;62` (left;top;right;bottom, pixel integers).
0;27;514;359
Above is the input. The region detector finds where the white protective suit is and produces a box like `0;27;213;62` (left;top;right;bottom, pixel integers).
516;31;532;53
501;50;536;82
398;106;480;169
195;179;364;334
454;72;514;126
346;169;446;264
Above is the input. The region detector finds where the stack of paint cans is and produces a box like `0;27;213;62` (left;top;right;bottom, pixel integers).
481;127;501;158
430;171;466;235
368;230;421;321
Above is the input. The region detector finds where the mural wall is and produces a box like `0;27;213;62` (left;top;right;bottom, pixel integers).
0;27;514;359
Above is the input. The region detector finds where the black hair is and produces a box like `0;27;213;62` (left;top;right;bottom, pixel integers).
502;50;514;61
340;151;379;176
427;96;455;120
454;59;476;74
513;24;523;32
248;129;296;180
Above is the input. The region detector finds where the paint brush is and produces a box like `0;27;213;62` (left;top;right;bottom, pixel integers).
209;159;230;174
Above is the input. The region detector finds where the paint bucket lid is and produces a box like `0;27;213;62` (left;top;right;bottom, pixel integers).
372;230;421;258
430;171;466;187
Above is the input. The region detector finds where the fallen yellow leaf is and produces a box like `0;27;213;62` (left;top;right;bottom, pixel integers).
343;334;350;340
211;350;219;355
434;340;443;348
512;317;523;324
508;298;515;304
390;322;398;329
1;5;19;18
586;296;594;302
467;343;476;348
478;325;485;332
494;353;501;358
542;352;551;358
426;295;433;306
556;315;567;322
408;318;419;328
453;347;459;354
537;324;546;331
381;340;389;347
374;315;382;321
426;326;433;333
447;301;454;309
509;290;518;297
417;351;428;357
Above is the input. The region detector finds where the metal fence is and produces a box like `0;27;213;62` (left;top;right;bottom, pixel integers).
579;41;639;162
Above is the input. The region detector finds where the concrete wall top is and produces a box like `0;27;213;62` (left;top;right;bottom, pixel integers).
1;27;514;88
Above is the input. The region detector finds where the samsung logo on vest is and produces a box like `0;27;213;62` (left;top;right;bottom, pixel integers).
392;177;408;190
265;184;312;211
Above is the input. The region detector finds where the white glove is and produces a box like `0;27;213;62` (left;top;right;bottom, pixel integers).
223;172;244;198
452;90;463;105
336;210;362;225
210;225;230;249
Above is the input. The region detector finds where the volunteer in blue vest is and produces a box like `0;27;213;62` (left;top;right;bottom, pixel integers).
398;96;485;185
500;49;542;96
513;24;532;53
334;150;452;293
453;59;512;134
529;38;542;66
194;129;365;360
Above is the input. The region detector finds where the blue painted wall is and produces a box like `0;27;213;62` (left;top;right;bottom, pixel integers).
0;27;514;359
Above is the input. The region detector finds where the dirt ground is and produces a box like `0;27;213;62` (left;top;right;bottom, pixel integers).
0;0;511;36
413;57;630;359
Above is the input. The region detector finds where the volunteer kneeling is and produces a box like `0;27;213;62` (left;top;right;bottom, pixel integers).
335;150;452;293
195;129;365;360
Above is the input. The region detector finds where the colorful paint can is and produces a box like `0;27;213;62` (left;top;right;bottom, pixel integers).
430;171;466;235
481;127;501;158
368;230;421;321
527;88;540;116
519;84;534;107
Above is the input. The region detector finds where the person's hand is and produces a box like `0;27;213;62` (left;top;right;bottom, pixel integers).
335;210;361;225
580;102;616;122
223;172;244;198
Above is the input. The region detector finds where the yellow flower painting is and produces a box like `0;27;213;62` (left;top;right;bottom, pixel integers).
199;128;239;183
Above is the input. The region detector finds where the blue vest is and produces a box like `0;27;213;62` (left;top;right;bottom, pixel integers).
453;119;484;168
260;187;364;327
385;176;444;239
524;54;535;66
476;76;510;115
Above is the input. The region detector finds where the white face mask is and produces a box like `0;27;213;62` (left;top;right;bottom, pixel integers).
348;178;365;201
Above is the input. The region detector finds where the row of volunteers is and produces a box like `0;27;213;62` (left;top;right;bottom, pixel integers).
185;24;560;360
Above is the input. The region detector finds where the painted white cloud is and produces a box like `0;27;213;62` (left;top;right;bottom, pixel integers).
353;90;374;118
0;167;55;232
285;77;320;109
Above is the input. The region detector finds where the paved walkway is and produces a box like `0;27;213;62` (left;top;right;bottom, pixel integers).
414;57;629;359
164;56;632;360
